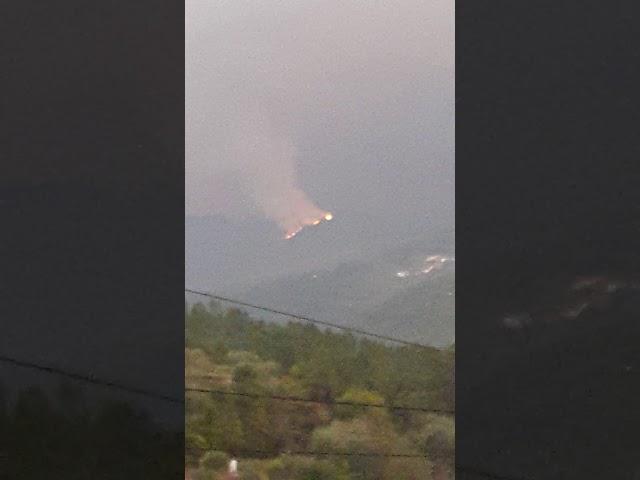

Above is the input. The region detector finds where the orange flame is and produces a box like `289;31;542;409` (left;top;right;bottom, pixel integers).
284;211;333;240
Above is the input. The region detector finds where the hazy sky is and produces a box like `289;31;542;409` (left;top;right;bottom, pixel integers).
186;0;454;239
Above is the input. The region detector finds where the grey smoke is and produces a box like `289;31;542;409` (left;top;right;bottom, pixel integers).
186;0;454;234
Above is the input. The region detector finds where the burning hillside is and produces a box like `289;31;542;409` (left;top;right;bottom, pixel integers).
284;212;333;240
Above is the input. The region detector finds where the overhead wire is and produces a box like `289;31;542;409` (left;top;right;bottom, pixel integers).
185;288;433;349
1;353;523;479
1;294;527;479
186;446;428;459
0;354;184;404
185;385;454;414
186;448;531;479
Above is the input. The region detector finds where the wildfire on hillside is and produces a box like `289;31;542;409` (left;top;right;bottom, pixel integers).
284;212;333;240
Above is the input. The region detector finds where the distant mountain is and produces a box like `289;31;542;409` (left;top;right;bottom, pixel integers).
365;266;454;347
227;245;455;347
186;213;454;347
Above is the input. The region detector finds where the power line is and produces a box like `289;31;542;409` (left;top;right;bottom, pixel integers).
0;357;520;479
188;449;528;480
187;447;428;459
187;448;533;480
0;354;184;405
185;385;454;414
185;288;431;349
189;450;528;480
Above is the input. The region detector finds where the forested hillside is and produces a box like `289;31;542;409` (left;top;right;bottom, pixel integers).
185;302;455;480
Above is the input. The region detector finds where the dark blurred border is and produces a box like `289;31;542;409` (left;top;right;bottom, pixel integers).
3;1;184;478
457;1;640;478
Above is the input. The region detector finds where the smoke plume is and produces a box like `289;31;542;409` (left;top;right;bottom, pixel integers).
185;2;334;238
186;0;452;237
229;105;332;238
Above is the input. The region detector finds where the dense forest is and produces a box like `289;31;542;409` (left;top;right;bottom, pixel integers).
186;301;455;480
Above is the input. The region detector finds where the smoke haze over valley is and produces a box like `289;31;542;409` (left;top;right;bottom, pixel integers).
186;213;454;345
